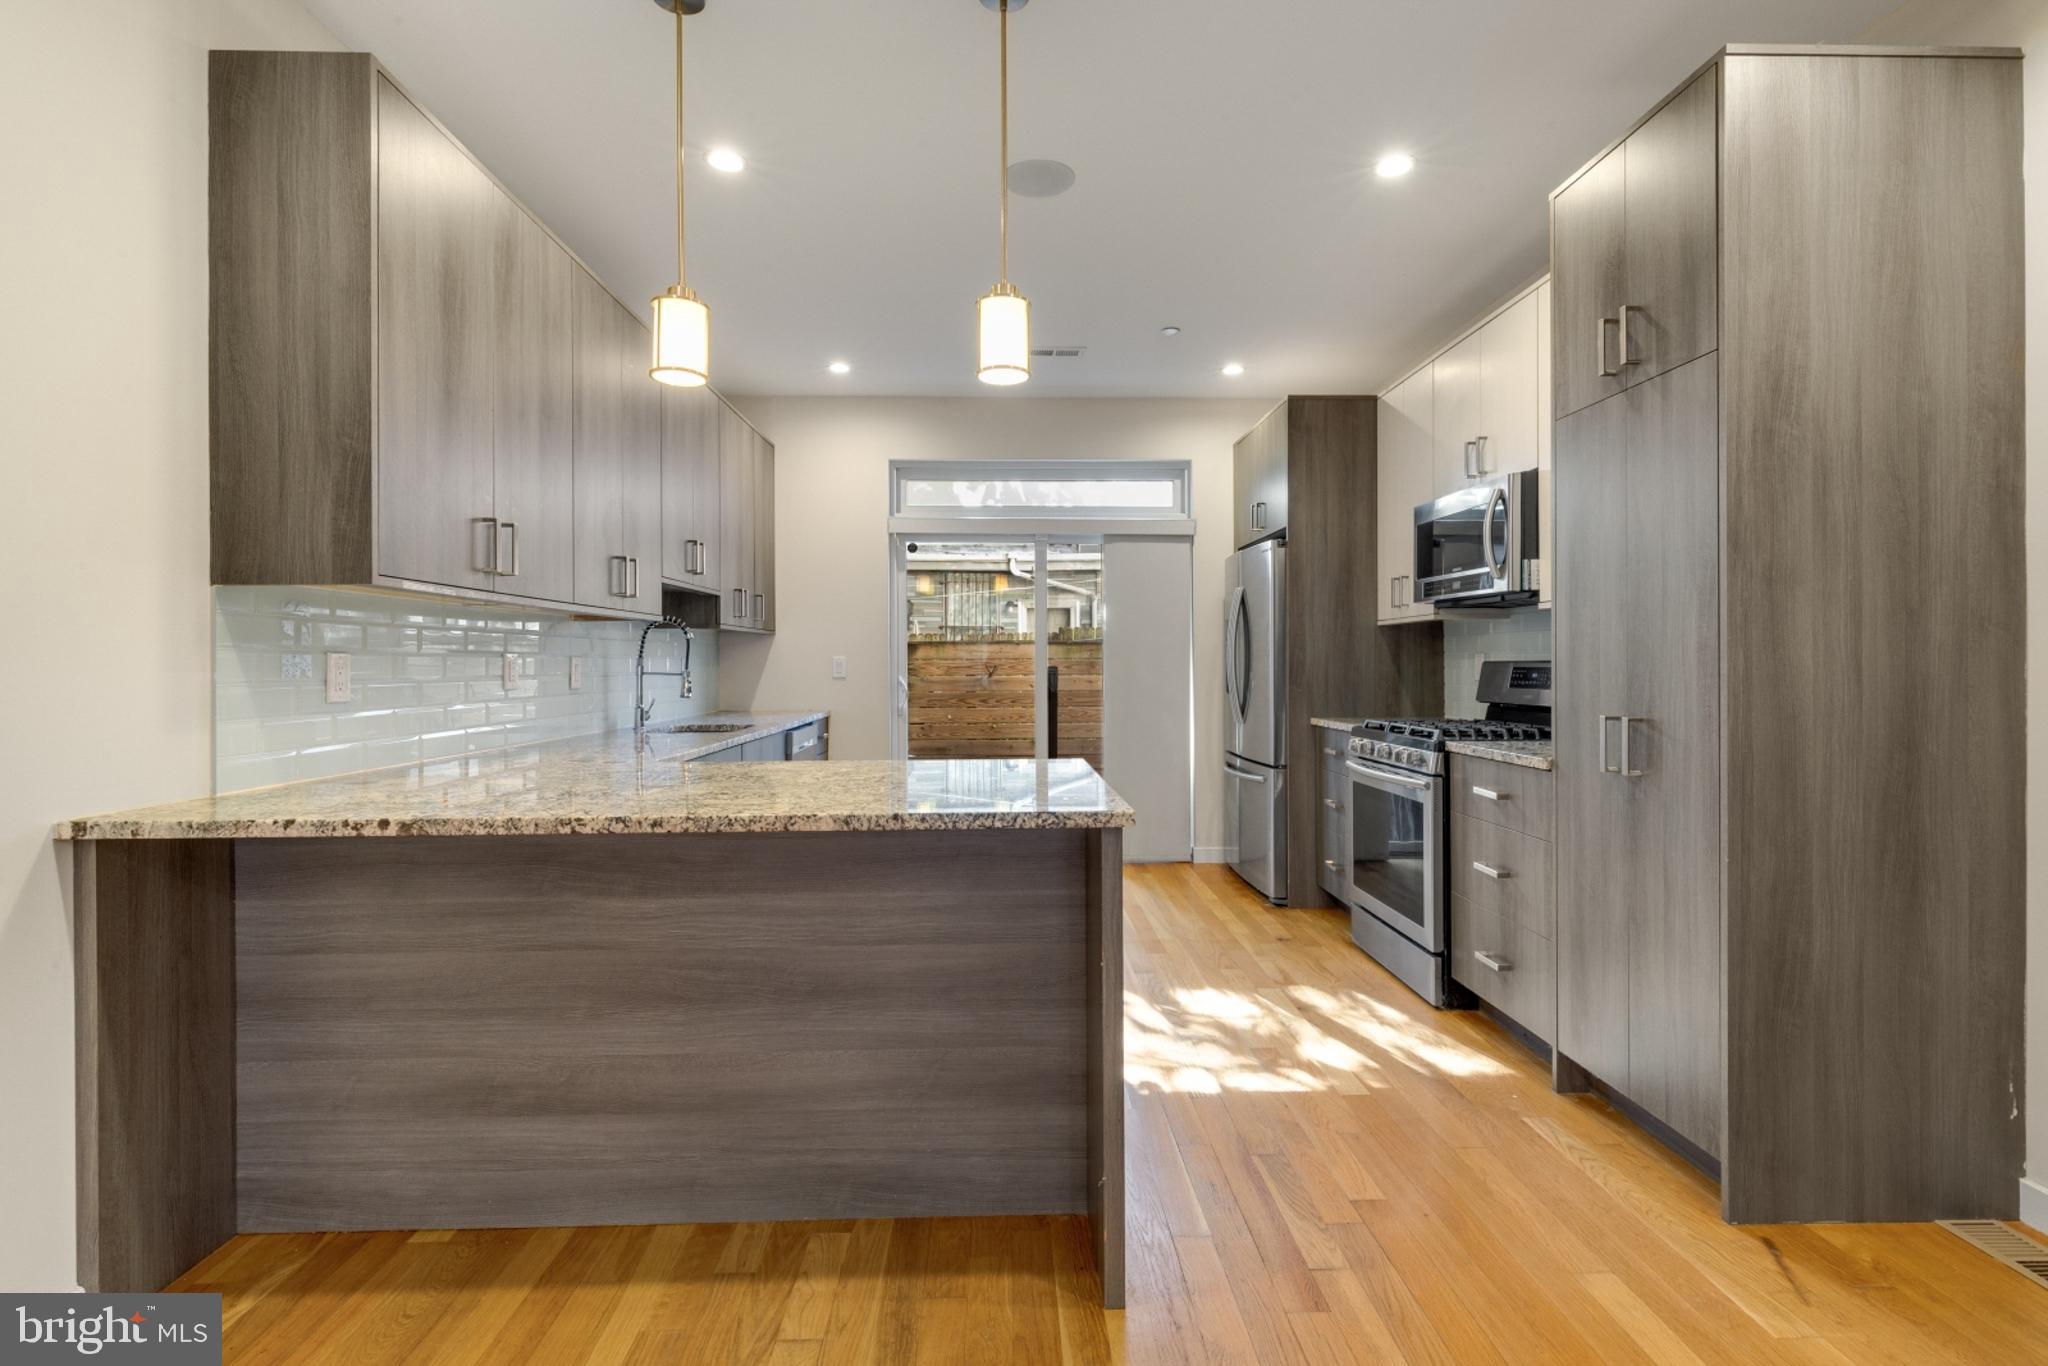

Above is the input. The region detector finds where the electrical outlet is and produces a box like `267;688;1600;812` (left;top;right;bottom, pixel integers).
503;653;521;690
831;656;848;680
325;652;351;703
569;656;584;691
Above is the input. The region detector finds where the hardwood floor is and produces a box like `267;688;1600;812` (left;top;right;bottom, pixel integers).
174;862;2046;1364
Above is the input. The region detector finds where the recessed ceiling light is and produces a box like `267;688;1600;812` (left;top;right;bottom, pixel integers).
707;146;746;173
828;360;851;375
1160;326;1182;337
1221;362;1245;377
1375;151;1416;179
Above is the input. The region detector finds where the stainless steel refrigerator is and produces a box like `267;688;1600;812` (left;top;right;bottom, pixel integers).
1223;539;1286;901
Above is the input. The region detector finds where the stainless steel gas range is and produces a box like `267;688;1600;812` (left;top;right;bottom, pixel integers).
1335;661;1551;1005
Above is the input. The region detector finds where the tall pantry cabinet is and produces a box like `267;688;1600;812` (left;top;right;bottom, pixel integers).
1551;46;2024;1222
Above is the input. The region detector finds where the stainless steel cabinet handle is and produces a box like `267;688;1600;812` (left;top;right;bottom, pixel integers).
1597;316;1621;378
1324;859;1341;873
610;555;626;597
1474;950;1513;973
1471;786;1504;801
627;556;639;598
1617;304;1637;367
1324;798;1341;811
496;522;519;577
1474;435;1488;475
479;517;500;574
1250;501;1267;531
1464;440;1477;479
1621;715;1644;778
1471;861;1505;880
1597;714;1620;775
754;592;763;621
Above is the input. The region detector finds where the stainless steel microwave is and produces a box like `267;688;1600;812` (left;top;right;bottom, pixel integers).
1414;470;1541;608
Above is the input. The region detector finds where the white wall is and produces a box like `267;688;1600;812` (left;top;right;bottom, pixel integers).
1860;0;2047;1227
720;397;1275;858
0;0;343;1290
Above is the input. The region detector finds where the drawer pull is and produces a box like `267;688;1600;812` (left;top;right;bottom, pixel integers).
1474;950;1513;973
1323;746;1342;757
1324;798;1341;811
1471;861;1505;880
1471;786;1505;801
1323;859;1341;872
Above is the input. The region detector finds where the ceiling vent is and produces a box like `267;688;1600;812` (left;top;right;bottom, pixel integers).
1938;1220;2048;1290
1031;345;1086;359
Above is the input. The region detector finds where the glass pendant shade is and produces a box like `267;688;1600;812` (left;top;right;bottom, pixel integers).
650;288;710;388
977;285;1031;386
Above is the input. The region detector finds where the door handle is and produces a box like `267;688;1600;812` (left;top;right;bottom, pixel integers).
1597;316;1621;378
1617;304;1638;368
1471;861;1506;880
1597;714;1620;775
496;522;519;578
1474;950;1514;973
1620;715;1644;778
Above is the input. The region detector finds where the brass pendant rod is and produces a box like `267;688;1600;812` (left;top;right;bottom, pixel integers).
684;0;700;288
998;0;1009;285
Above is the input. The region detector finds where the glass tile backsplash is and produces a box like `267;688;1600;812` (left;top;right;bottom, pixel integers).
212;587;718;793
1443;608;1553;717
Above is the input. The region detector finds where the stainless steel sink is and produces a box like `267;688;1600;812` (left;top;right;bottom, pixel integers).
664;722;750;734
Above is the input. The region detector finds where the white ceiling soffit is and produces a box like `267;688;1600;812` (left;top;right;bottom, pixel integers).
300;0;1904;398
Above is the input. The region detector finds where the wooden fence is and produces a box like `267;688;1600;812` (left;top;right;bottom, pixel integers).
907;640;1103;770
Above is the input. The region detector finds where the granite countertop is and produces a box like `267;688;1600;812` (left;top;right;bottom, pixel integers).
1310;717;1365;732
1444;739;1554;771
57;721;1136;840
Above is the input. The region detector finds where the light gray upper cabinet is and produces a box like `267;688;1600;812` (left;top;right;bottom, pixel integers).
208;52;667;621
661;384;721;593
374;77;496;594
718;399;754;629
1552;68;1717;422
753;427;776;632
1232;403;1288;548
488;201;575;604
1552;47;2024;1223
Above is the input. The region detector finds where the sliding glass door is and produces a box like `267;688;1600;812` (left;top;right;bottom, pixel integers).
895;536;1104;764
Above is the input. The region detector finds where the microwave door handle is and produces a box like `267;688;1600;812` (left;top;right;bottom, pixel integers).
1481;488;1503;578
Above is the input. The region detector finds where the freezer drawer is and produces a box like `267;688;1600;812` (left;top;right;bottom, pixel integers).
1224;756;1286;902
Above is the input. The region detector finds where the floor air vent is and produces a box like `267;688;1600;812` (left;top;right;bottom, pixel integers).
1938;1220;2048;1289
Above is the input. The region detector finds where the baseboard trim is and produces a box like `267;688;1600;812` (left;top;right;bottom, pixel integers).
2021;1175;2048;1233
1192;846;1231;864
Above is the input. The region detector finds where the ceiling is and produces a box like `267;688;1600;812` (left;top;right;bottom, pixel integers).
301;0;1904;398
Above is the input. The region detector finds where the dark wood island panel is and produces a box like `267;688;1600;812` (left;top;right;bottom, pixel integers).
73;826;1126;1305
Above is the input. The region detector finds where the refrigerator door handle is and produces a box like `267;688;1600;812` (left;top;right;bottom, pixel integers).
1234;588;1253;722
1224;585;1244;702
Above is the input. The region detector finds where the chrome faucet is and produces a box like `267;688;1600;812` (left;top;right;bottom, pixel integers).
634;618;694;731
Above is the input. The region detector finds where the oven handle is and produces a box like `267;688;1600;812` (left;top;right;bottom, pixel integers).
1345;759;1434;794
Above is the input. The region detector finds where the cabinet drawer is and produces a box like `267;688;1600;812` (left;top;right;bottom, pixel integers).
1319;809;1346;901
1448;755;1553;840
1449;813;1555;938
1450;894;1555;1042
1318;732;1350;769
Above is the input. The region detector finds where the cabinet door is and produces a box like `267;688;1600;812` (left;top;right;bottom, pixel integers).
1256;404;1289;540
753;429;775;632
1478;291;1542;478
489;199;575;604
661;385;720;590
1376;369;1432;623
1554;390;1633;1085
1622;68;1718;390
718;399;754;627
1232;423;1259;547
570;267;625;606
1536;280;1555;606
1551;145;1627;420
1622;355;1721;1155
619;307;663;616
1430;336;1482;495
376;78;496;592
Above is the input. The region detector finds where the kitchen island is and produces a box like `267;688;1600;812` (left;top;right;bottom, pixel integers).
59;736;1132;1304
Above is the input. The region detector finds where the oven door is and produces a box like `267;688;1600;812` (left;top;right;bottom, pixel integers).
1415;480;1511;604
1343;759;1444;953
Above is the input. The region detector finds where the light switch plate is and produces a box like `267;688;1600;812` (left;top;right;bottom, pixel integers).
325;652;351;703
503;653;521;691
570;656;584;691
831;656;848;680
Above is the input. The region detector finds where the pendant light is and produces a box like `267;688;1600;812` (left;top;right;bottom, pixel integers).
976;0;1031;386
650;0;710;388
